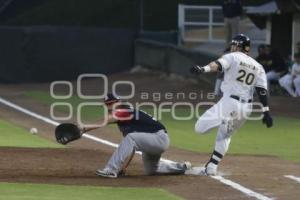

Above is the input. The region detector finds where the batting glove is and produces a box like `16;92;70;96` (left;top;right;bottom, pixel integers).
190;65;204;74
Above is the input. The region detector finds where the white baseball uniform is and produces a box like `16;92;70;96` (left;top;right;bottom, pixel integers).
279;62;300;97
195;51;267;159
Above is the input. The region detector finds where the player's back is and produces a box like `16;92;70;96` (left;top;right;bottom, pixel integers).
115;105;166;136
219;51;267;100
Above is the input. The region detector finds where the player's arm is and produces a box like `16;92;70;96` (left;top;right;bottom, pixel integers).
190;61;222;74
255;86;273;128
255;68;273;128
190;53;232;74
80;115;116;133
80;107;128;133
81;108;133;133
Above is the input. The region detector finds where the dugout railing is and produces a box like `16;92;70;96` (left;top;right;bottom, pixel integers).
178;4;269;44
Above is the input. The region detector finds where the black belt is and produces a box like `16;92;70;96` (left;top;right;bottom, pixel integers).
230;95;252;103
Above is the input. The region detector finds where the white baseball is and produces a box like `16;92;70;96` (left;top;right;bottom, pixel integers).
30;127;38;134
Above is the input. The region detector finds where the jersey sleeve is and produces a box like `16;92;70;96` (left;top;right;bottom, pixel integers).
217;53;234;71
255;68;268;89
112;108;134;121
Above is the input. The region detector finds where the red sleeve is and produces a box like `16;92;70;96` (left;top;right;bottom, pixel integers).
112;109;133;121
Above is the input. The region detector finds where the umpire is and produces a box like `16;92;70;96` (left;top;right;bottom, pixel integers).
81;93;191;178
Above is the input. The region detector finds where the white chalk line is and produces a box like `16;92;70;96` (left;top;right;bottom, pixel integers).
284;175;300;184
211;176;273;200
0;96;273;200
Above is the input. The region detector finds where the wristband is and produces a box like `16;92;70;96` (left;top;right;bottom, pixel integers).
203;65;211;72
262;107;269;112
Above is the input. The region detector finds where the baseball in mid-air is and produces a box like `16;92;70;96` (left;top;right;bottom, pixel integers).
30;127;38;134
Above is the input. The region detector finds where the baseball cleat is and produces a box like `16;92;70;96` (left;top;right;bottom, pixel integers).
198;168;216;176
198;163;217;176
96;169;118;178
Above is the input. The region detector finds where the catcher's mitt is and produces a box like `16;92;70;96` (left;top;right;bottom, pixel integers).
55;123;81;145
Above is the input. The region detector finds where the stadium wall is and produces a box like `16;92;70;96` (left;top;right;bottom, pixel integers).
0;26;136;83
0;0;272;31
134;39;218;83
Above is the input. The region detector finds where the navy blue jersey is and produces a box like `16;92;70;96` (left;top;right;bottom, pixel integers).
113;105;166;136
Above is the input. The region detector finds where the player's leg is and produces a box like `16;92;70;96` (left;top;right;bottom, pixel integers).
266;70;280;89
134;130;188;175
195;99;224;134
293;76;300;96
203;126;232;175
96;133;137;178
142;153;188;175
279;74;296;97
201;97;250;175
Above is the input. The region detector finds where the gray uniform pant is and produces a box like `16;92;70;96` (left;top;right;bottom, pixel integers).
105;130;185;175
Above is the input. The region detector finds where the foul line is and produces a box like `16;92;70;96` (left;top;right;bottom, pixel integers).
211;176;272;200
0;97;273;200
284;175;300;184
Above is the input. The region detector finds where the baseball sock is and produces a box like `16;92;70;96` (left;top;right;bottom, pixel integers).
207;150;223;168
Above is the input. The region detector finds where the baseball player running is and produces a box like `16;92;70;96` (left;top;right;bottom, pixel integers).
190;34;273;175
80;93;191;178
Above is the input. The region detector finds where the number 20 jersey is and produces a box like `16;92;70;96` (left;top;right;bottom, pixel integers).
218;51;267;100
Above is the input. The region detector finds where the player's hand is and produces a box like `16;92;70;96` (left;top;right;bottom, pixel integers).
190;65;204;74
262;111;273;128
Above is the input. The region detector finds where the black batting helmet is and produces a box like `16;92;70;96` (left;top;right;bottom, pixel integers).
104;93;120;105
231;34;251;52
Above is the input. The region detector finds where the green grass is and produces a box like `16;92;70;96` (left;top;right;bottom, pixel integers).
165;114;300;162
0;120;62;148
25;91;300;162
26;91;103;121
0;182;181;200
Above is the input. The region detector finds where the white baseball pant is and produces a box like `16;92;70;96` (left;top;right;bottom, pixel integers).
195;96;252;156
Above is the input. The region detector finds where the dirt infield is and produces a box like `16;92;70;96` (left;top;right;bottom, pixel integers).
1;72;300;199
0;147;243;200
1;147;300;200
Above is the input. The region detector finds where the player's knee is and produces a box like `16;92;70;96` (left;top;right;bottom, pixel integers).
143;166;157;176
195;120;210;134
125;133;133;141
219;119;234;136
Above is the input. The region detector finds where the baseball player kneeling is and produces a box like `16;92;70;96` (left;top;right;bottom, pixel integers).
190;34;273;175
81;93;191;178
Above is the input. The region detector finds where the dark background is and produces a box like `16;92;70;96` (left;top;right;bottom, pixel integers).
0;0;273;82
0;0;271;30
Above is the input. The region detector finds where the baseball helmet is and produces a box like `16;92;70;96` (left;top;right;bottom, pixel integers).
104;93;120;105
231;34;251;52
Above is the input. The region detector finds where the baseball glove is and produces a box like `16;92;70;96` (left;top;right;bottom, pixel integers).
55;123;82;145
